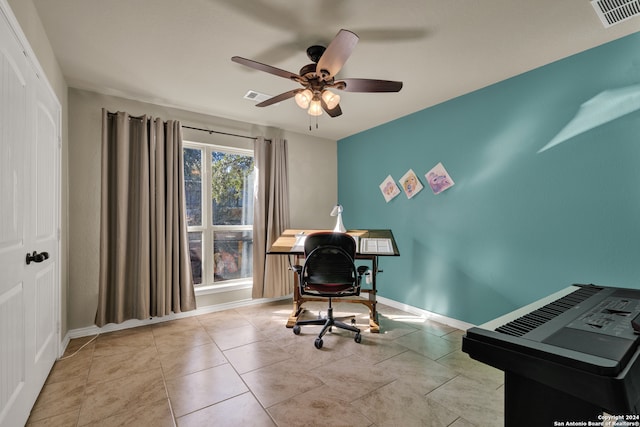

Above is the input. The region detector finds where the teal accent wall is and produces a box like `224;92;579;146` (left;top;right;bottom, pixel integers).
338;32;640;325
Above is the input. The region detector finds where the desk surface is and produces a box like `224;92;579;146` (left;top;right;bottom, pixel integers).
268;229;400;256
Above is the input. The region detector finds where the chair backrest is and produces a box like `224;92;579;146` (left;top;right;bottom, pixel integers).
300;232;360;297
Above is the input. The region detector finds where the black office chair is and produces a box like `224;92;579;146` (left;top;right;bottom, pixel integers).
292;232;368;349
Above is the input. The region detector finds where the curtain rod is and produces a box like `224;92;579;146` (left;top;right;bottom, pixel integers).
183;125;271;142
106;112;270;142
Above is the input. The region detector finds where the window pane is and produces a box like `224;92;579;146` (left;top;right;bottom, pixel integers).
184;148;202;226
211;151;254;226
188;232;202;285
213;230;253;282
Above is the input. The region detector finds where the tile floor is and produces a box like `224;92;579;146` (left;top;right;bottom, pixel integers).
26;299;504;426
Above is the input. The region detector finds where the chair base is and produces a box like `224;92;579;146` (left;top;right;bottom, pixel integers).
293;300;362;349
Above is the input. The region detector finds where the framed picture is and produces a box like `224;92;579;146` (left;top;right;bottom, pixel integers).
399;169;423;199
379;175;401;202
426;162;455;194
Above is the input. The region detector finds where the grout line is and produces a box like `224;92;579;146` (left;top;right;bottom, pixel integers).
41;301;502;426
154;332;179;427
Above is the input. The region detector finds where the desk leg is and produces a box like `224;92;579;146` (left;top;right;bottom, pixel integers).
286;256;325;327
368;256;380;333
286;274;330;327
287;257;304;328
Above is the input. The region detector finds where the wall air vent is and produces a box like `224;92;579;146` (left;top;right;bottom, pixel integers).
591;0;640;27
243;90;272;103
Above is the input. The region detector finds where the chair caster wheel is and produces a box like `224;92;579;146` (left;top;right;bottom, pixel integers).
293;325;301;335
314;338;323;349
355;333;362;343
351;318;356;325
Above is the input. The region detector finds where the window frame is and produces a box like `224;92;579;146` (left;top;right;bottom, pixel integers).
183;140;254;295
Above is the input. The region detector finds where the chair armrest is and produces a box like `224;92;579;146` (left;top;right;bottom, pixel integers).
357;266;369;276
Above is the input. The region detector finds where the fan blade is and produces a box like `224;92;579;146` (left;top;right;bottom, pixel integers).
231;56;300;81
321;99;342;118
351;28;428;42
337;78;403;93
316;29;359;81
255;89;298;107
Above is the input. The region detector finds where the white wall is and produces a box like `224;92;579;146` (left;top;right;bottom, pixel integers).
67;88;337;329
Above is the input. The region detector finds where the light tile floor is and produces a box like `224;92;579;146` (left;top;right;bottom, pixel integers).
26;299;504;426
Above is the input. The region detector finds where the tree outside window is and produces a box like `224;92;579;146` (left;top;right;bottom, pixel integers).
183;143;254;286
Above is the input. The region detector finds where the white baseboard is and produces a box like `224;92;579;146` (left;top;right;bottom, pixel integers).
376;295;475;331
63;295;290;339
59;295;473;355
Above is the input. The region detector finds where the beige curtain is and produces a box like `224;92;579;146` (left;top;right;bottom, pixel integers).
96;110;196;327
252;137;292;298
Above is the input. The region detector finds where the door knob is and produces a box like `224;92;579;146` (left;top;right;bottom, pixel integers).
26;251;49;265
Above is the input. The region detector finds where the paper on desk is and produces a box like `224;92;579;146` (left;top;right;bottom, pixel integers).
360;238;394;254
291;234;306;252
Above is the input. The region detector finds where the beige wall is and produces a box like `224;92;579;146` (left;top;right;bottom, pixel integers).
8;0;338;332
67;88;337;329
7;0;70;335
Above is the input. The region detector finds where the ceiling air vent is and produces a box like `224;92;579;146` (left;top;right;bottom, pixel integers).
591;0;640;27
243;90;272;103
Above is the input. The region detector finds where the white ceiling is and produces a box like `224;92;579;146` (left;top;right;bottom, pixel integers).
32;0;639;141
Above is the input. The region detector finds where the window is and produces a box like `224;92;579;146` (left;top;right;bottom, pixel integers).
183;141;254;289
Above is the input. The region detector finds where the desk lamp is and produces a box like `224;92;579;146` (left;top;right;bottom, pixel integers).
330;204;346;232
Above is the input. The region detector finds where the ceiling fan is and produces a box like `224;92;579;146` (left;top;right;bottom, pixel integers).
231;29;403;118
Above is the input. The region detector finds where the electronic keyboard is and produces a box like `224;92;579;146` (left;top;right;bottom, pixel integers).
462;284;640;424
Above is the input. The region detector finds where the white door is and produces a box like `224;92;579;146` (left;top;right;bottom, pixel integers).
0;4;60;426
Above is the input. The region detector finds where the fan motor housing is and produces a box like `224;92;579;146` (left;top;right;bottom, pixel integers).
306;45;326;63
299;63;317;79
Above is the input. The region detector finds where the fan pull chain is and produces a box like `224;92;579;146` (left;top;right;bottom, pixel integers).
307;116;320;131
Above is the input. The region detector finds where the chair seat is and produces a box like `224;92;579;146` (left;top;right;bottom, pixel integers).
307;273;353;285
304;283;355;293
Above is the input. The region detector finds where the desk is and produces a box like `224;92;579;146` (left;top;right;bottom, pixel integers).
268;229;399;333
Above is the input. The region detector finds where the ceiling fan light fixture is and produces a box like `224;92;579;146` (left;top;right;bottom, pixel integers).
295;89;313;109
232;29;403;123
308;98;323;116
321;89;340;110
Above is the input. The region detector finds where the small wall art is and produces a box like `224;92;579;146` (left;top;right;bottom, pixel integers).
426;162;455;194
379;175;401;202
399;169;423;199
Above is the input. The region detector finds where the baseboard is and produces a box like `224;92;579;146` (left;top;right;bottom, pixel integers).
60;294;473;355
376;295;475;331
60;295;290;348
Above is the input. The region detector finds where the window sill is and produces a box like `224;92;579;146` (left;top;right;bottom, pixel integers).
194;279;253;296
